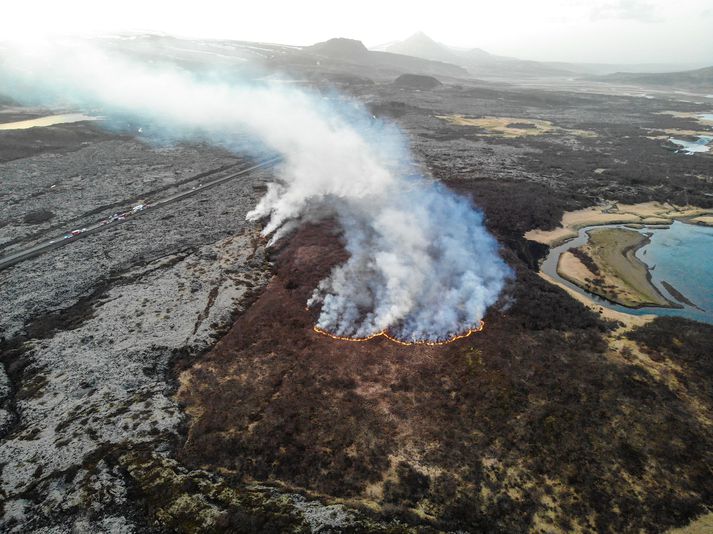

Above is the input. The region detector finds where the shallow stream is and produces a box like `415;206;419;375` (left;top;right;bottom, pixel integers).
541;221;713;324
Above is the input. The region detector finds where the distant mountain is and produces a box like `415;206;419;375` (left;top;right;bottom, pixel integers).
306;38;468;79
93;33;708;85
379;32;571;78
380;32;507;65
588;66;713;89
307;38;369;61
97;34;469;82
377;32;711;79
381;32;461;64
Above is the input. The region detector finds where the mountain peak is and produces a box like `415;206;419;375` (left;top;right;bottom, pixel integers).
408;31;435;41
385;33;457;64
401;32;443;48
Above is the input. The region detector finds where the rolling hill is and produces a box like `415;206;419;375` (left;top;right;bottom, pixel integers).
588;66;713;89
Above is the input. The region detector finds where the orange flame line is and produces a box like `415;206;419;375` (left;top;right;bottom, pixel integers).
312;321;485;346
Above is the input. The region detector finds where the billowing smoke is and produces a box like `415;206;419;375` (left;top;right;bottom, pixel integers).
1;39;512;342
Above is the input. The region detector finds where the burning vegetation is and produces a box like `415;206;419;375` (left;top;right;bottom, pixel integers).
312;320;484;346
176;221;713;533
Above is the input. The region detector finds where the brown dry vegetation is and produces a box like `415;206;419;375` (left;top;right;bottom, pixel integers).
436;115;596;139
176;220;713;532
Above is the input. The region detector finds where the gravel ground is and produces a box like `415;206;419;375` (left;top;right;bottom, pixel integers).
0;131;276;530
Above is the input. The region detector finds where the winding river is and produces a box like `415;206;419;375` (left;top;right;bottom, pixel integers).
541;221;713;324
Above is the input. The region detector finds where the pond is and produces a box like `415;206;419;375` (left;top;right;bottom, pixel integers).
541;221;713;324
669;135;713;154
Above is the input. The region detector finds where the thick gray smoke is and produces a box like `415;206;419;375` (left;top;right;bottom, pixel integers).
1;40;512;342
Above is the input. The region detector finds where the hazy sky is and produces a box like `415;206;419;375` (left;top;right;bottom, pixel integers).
3;0;712;64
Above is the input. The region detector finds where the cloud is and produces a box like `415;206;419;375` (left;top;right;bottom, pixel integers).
589;0;661;22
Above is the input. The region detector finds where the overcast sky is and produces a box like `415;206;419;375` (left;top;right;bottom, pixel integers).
3;0;712;65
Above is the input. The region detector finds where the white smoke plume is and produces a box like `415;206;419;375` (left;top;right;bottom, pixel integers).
1;39;512;342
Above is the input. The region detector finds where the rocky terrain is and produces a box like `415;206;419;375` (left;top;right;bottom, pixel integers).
1;36;713;533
